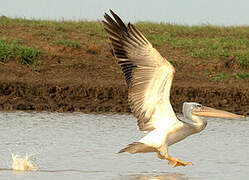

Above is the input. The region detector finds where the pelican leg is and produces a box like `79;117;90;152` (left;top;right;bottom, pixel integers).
166;156;193;167
156;152;164;159
156;152;193;167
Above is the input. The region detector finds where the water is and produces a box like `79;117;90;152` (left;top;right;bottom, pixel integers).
0;111;248;179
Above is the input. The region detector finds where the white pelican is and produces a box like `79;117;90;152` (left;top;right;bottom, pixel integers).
102;10;245;167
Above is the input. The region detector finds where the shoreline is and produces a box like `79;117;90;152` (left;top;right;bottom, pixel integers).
0;82;248;115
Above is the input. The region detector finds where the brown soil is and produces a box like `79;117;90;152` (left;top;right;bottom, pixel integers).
0;25;248;115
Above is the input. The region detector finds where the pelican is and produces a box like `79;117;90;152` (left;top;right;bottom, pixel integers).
102;10;245;167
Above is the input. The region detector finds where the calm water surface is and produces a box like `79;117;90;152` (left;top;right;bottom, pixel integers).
0;111;248;180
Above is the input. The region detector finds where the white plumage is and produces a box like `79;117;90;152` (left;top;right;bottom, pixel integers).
103;10;245;167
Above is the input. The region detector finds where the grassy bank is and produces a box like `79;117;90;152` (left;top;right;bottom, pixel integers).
0;16;248;114
0;16;248;82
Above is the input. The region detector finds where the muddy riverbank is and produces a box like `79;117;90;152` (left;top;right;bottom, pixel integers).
0;18;248;115
0;81;248;115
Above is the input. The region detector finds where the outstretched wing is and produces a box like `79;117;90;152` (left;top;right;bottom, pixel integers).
103;10;177;131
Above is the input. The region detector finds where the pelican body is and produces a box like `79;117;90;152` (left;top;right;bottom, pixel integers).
102;10;245;167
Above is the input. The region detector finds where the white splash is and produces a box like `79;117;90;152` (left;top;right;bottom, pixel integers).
12;154;39;171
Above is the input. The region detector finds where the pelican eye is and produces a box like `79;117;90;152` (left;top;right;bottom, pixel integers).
196;104;202;108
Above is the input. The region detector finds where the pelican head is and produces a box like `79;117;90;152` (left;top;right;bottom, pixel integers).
183;102;245;120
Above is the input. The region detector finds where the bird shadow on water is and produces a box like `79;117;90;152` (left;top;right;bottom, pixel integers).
0;168;192;180
121;172;191;180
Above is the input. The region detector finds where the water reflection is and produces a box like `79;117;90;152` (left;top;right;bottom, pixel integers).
124;173;189;180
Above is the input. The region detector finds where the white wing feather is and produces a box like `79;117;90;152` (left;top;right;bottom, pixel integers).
103;10;179;133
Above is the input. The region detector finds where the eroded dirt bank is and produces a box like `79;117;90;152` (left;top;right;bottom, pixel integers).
0;82;248;115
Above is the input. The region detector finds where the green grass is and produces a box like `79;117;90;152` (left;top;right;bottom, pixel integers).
173;37;249;62
236;72;249;79
136;22;249;67
0;17;248;68
52;39;81;48
236;53;249;67
213;72;249;81
0;16;105;36
0;40;42;65
0;37;24;44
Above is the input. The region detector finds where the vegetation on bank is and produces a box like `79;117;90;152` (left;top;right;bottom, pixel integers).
0;16;248;81
0;40;41;65
137;22;249;67
213;72;249;82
